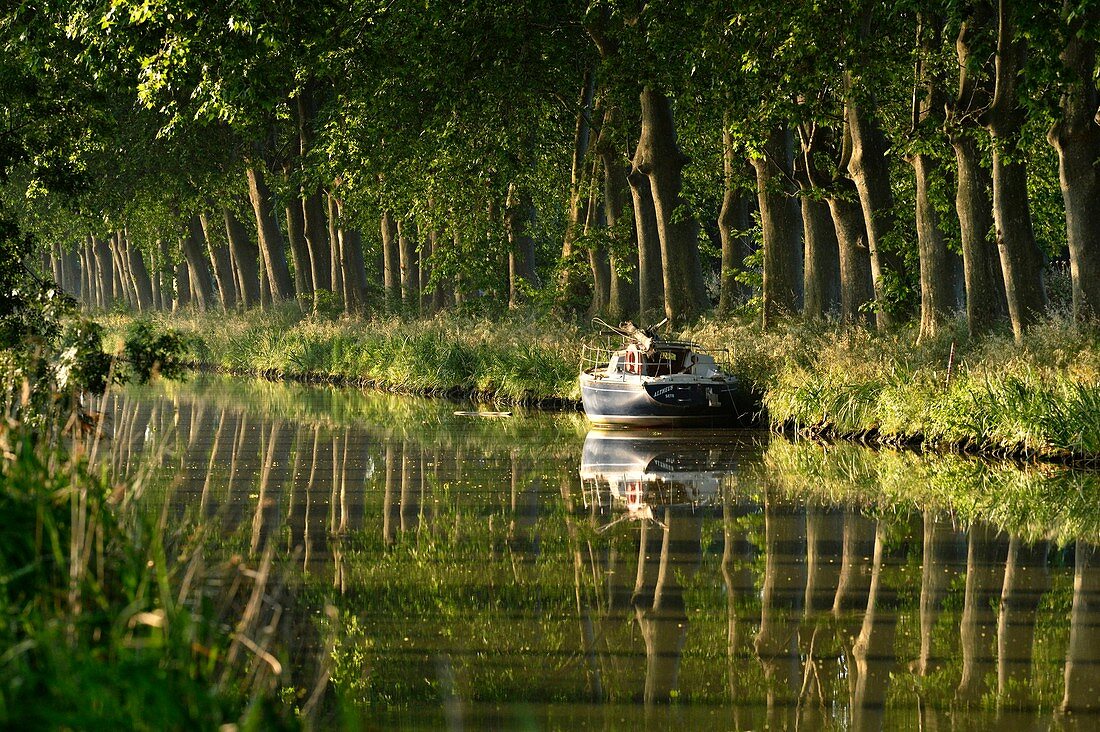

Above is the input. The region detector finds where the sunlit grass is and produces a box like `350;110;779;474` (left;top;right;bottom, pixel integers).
101;307;1100;456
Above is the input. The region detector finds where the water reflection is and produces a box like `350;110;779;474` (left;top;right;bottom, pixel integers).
106;378;1100;729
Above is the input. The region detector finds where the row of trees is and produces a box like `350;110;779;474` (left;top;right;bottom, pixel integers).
3;1;1098;340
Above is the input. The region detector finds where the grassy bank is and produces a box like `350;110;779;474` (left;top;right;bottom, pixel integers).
100;308;1100;460
102;307;580;406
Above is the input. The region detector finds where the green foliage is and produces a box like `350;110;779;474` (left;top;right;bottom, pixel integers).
122;319;189;384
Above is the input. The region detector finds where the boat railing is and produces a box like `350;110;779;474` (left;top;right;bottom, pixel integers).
581;338;732;375
580;340;621;373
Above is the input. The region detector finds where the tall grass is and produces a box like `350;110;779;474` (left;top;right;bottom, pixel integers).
689;312;1100;458
102;307;580;405
101;307;1100;457
0;377;299;729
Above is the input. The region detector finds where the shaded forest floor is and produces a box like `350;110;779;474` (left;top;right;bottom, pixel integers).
99;307;1100;461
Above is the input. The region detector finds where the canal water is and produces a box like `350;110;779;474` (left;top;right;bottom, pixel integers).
107;375;1100;730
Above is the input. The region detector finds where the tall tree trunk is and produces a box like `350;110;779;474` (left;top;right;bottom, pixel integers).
718;126;755;315
157;238;172;310
820;118;875;325
110;232;135;308
381;211;400;311
302;192;331;298
92;235;113;309
200;213;237;311
245;166;295;301
327;193;345;297
913;153;953;340
223;207;261;308
948;10;1007;335
80;237;93;307
911;16;955;340
505;182;538;309
125;231;154;311
336;198;369;314
1048;3;1100;322
627;170;664;322
558;68;597;312
846;96;905;329
751;125;803;327
986;0;1047;342
182;215;216;311
397;220;420;313
583;158;611;316
800;197;840;320
632;86;708;323
596;110;638;321
174;258;191;310
795;127;841;320
284;189;312;297
952;135;1006;334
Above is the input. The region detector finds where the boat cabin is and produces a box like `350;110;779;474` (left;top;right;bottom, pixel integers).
606;343;720;378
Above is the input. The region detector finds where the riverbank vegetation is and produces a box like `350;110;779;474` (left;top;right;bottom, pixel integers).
100;308;1100;460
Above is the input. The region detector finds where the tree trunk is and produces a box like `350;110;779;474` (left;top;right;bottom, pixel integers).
911;17;955;340
284;190;312;297
182;215;216;311
583;158;611;316
718;126;755;315
952;136;1006;334
157;238;172;310
751;125;802;327
913;153;953;340
110;232;135;308
558;68;597;312
627;170;664;322
381;211;400;311
397;220;420;313
800;197;840;320
846;97;905;329
80;237;93;307
245;166;295;301
596;112;638;321
948;10;1007;335
336;198;369;314
303;191;331;298
1049;3;1100;322
505;182;538;309
200;213;237;311
986;0;1047;342
223;207;261;308
174;258;191;310
632;86;708;323
92;235;113;309
125;231;154;311
327;193;345;296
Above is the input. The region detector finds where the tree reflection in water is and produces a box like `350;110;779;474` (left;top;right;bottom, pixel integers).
105;377;1100;729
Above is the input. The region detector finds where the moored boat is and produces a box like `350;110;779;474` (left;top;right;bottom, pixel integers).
579;319;754;427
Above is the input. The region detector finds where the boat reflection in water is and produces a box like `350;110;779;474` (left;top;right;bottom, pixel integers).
579;429;746;705
579;428;740;524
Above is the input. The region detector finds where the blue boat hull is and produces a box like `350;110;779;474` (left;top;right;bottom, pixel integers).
580;376;753;427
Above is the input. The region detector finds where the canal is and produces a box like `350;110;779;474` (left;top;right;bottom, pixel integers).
106;375;1100;730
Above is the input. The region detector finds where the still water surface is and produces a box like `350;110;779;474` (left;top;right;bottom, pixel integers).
108;376;1100;730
